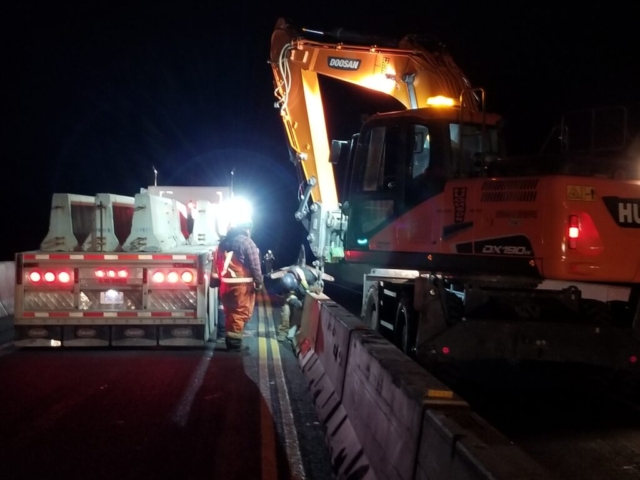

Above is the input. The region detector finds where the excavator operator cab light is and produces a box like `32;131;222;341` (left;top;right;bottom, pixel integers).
568;215;579;249
426;96;455;107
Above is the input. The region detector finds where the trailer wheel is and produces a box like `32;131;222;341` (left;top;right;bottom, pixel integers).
395;296;417;357
364;285;380;331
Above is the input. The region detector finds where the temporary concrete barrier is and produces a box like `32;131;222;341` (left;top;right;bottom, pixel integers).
123;193;187;252
0;261;15;317
343;330;468;480
417;410;550;480
294;293;376;480
315;302;369;400
40;193;95;251
83;194;135;251
189;200;221;246
296;291;555;480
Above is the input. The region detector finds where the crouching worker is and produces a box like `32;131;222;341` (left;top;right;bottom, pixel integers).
277;265;321;342
213;219;262;352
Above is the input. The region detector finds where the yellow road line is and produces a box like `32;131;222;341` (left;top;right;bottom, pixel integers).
257;294;278;480
261;292;305;480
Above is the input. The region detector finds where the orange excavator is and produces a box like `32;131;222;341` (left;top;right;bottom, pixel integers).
269;17;640;368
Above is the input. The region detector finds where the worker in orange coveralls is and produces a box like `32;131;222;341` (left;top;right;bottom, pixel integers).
214;219;262;352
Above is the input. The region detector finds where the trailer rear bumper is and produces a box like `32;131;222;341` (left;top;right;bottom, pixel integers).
14;320;211;347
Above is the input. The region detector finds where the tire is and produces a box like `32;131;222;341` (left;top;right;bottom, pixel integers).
364;285;380;331
395;296;416;357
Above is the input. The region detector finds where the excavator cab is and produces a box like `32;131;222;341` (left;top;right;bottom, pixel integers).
339;107;504;253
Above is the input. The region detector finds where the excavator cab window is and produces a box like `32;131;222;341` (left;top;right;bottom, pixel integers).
346;124;403;249
356;125;402;193
405;122;448;207
450;123;499;178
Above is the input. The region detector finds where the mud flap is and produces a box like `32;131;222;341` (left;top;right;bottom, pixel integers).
413;276;449;364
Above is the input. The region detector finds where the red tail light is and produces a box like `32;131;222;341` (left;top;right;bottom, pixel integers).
44;271;56;283
107;269;117;278
442;346;450;355
152;272;165;283
29;272;42;283
95;269;106;278
58;272;71;283
167;271;179;284
117;269;129;278
181;271;194;283
568;215;579;249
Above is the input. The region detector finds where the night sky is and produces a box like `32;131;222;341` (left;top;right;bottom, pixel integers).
4;2;639;264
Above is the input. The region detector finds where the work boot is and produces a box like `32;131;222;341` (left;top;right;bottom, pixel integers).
225;336;249;352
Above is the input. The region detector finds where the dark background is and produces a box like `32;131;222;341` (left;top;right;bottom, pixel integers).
4;1;639;265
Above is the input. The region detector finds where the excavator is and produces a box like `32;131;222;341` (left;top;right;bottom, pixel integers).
269;17;640;368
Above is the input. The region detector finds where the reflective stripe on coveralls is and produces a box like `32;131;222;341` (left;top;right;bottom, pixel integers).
219;253;256;341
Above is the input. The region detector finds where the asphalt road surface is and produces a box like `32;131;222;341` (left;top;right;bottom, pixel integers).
0;291;334;480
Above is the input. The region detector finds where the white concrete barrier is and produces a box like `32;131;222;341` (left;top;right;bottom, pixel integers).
296;290;555;480
343;330;467;480
40;193;95;251
123;193;187;252
0;261;15;317
83;194;135;251
417;410;550;480
294;293;376;480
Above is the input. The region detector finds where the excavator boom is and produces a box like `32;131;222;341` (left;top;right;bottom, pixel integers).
270;18;478;206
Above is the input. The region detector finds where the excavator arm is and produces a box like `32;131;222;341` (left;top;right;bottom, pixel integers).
269;18;481;270
270;18;478;204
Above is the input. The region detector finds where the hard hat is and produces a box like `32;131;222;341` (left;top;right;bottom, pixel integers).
280;272;299;292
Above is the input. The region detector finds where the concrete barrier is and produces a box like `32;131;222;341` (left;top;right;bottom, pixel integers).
296;290;555;480
0;261;15;317
417;410;550;480
294;293;376;480
343;330;468;480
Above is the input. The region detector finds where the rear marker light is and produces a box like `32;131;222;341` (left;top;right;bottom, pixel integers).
152;272;165;283
568;215;579;249
95;269;106;278
44;272;56;283
107;269;117;278
442;346;450;355
58;272;71;283
631;355;638;364
181;271;194;283
167;271;179;283
29;272;41;283
117;269;129;278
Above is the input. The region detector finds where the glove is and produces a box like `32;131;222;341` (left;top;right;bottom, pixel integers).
286;296;303;310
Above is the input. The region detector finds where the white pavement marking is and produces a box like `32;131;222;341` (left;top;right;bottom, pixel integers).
260;292;306;480
171;349;213;428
